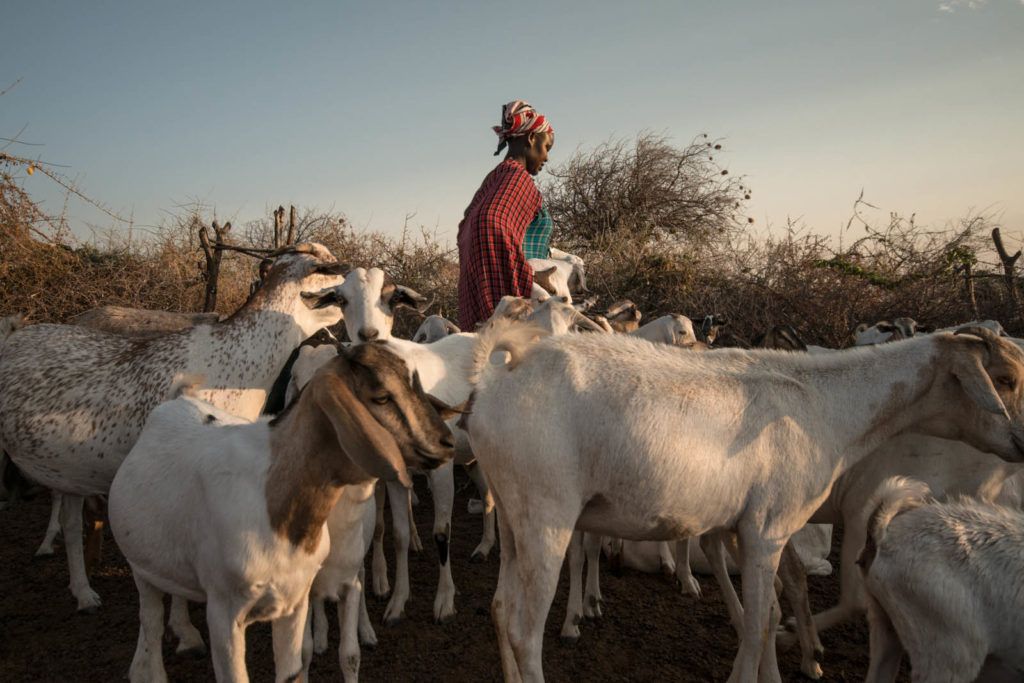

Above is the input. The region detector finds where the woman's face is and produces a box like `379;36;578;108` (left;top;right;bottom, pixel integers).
524;131;554;176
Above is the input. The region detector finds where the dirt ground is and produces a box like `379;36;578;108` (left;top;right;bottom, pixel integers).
0;468;908;682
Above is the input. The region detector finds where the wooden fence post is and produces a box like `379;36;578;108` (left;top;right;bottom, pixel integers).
199;220;231;313
274;206;285;249
992;227;1022;326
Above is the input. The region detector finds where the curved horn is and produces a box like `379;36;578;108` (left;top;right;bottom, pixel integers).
573;311;608;333
955;325;1002;347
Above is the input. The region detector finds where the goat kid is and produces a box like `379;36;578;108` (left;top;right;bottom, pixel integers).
108;343;456;683
858;476;1024;682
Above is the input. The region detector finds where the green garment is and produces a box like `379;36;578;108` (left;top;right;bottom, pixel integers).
522;203;553;260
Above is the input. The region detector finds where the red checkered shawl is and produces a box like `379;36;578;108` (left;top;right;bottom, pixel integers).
457;160;542;331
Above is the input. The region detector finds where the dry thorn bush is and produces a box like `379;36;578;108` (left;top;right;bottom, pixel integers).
2;132;1021;345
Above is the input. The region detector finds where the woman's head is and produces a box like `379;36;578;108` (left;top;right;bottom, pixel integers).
493;100;554;175
506;129;554;175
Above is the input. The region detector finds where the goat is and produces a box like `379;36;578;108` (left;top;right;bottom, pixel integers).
528;248;589;304
108;342;456;683
413;314;461;344
858;476;1024;682
699;313;729;345
31;306;224;564
283;293;603;627
461;323;1024;682
779;432;1024;645
283;328;477;625
0;314;28;512
628;314;699;347
0;243;349;612
310;266;430;343
851;317;921;346
751;325;808;352
852;317;1005;346
601;300;642;333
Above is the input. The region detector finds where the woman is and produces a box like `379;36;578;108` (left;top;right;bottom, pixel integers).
457;100;554;331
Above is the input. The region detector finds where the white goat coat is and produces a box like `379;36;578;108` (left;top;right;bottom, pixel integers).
466;325;1024;683
109;398;326;610
861;482;1024;681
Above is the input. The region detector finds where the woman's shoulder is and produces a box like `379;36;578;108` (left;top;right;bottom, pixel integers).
491;160;538;191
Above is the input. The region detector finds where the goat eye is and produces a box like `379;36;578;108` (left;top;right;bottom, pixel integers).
372;395;390;405
997;376;1016;390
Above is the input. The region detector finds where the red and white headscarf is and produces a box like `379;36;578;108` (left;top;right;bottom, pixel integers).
493;100;553;156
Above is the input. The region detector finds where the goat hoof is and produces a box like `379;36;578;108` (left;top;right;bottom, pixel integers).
559;633;580;645
383;614;404;627
469;552;487;564
434;613;456;626
373;591;391;602
76;605;101;616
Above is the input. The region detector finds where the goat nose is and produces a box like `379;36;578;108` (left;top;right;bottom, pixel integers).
359;327;379;341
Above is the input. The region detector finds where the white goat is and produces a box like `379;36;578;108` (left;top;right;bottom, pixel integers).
0;243;349;612
858;476;1024;682
628;314;699;347
528;247;588;304
314;266;430;342
285;294;603;627
108;343;456;683
413;314;460;344
462;322;1024;682
853;317;1006;346
786;432;1024;643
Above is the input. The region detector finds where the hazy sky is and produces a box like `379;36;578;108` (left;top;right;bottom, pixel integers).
2;0;1022;248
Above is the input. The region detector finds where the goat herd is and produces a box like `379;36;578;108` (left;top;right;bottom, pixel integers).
1;242;1022;682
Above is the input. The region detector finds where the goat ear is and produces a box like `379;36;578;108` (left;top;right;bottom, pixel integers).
533;266;558;294
950;343;1011;420
428;394;466;421
301;287;346;310
313;364;412;488
389;286;431;313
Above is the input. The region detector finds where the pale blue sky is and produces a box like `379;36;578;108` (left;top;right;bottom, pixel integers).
2;0;1022;247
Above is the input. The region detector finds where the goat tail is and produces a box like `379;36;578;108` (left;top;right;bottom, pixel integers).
468;318;549;385
169;373;207;399
858;476;932;571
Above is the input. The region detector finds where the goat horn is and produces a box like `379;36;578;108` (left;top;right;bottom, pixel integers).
573;311;607;333
954;325;1003;353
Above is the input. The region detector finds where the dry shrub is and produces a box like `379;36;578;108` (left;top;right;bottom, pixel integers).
3;133;1021;347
